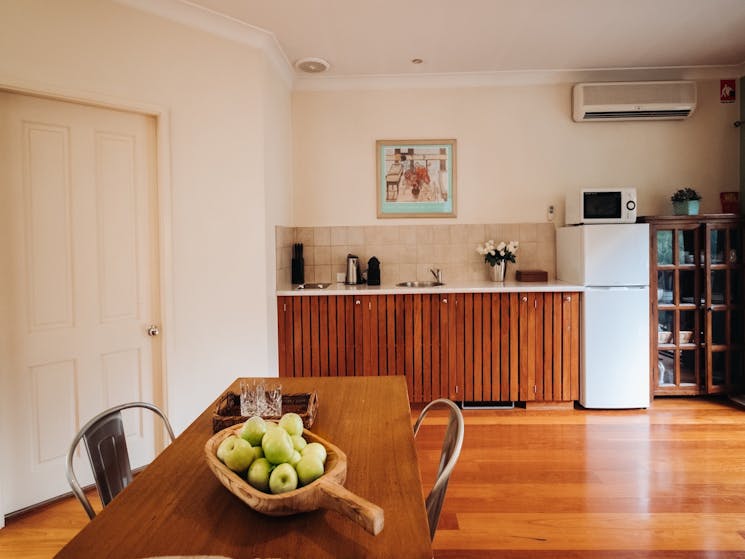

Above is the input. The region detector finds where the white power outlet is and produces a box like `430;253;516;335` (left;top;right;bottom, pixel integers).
336;272;346;283
547;205;555;222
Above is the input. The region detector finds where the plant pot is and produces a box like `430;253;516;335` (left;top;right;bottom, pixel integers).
672;200;699;216
488;262;506;282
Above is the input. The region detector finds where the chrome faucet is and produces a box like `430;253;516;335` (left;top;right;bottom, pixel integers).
430;268;443;283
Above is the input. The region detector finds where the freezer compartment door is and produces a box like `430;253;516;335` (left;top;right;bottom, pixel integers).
582;224;649;286
581;287;650;409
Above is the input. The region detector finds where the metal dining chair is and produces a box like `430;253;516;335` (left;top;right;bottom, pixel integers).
65;401;175;519
413;398;465;540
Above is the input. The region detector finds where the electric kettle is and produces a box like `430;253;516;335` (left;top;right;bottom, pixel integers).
345;254;360;285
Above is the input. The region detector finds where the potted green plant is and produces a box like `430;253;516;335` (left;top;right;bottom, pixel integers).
671;188;701;216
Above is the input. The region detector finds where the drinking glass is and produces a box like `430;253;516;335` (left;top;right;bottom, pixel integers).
240;379;264;417
266;382;282;417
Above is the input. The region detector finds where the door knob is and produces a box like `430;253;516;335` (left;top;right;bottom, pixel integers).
147;325;160;336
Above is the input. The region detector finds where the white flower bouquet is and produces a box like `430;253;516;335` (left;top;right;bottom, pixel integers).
476;239;519;267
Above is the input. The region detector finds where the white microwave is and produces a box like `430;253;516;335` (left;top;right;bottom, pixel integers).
565;188;637;225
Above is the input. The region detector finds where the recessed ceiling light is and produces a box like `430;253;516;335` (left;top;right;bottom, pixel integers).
295;57;330;73
411;58;423;64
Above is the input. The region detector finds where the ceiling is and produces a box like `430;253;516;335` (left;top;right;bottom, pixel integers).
184;0;745;79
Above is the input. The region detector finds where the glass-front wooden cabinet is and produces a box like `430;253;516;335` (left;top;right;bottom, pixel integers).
640;215;745;396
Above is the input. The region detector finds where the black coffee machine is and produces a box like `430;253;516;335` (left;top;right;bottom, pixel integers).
367;256;381;286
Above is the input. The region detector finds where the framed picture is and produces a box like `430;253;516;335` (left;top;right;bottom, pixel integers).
376;139;456;218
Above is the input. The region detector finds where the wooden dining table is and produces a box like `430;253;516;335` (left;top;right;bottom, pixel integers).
55;375;433;559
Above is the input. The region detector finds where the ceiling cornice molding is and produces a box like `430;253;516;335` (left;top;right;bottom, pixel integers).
294;64;745;92
114;0;294;87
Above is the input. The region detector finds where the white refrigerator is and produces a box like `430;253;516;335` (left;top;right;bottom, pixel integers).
557;224;650;409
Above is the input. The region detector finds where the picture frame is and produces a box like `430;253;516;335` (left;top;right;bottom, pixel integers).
376;139;456;218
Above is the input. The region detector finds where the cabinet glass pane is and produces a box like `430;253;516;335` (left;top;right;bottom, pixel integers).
680;350;697;386
678;229;696;265
710;229;726;264
712;351;725;386
658;350;674;386
657;230;673;265
658;310;673;344
732;311;743;344
731;273;741;305
732;351;744;386
680;270;696;304
657;270;673;304
712;311;727;344
680;310;696;345
729;229;741;264
711;270;726;304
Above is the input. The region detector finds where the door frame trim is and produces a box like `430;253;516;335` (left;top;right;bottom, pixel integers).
0;77;174;521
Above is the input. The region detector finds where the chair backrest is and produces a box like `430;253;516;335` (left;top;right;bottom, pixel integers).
413;398;464;540
65;401;175;519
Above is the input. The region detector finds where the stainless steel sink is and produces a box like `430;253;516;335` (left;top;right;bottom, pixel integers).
396;281;445;288
294;283;331;290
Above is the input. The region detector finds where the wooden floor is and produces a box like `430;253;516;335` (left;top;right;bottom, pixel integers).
2;396;745;558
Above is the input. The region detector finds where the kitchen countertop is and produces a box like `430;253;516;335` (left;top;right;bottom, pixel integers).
277;280;584;296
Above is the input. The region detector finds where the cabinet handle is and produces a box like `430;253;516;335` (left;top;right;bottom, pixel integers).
442;298;448;304
522;296;528;302
368;301;372;310
283;303;287;312
355;299;361;305
565;295;572;302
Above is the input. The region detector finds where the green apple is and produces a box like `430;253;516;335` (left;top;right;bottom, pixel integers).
279;413;304;436
269;462;298;494
220;436;255;473
289;450;302;466
291;435;307;451
262;428;295;465
247;457;273;492
253;446;264;460
295;454;325;486
301;442;327;465
240;415;267;446
216;435;238;462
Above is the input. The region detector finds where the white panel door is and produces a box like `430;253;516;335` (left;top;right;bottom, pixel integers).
0;92;161;513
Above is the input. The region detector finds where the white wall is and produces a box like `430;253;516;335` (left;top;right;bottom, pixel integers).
0;0;292;433
293;80;740;226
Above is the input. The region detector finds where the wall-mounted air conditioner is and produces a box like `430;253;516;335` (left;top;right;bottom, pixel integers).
572;81;697;122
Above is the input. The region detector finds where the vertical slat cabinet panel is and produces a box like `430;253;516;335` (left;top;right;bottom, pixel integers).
277;297;290;377
345;297;355;375
533;293;545;400
327;297;338;376
481;293;493;401
413;294;424;403
293;297;304;377
377;295;388;375
518;293;531;401
369;296;379;375
318;297;329;376
354;297;366;375
422;295;432;402
335;296;347;376
552;293;563;400
508;293;520;401
301;297;312;377
569;292;581;400
472;294;483;402
490;294;502;401
403;295;414;402
430;294;441;399
386;296;397;375
498;293;509;401
452;293;465;402
542;293;554;399
395;295;406;390
464;294;474;402
310;297;321;377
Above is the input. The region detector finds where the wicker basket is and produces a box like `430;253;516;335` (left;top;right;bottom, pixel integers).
658;331;673;344
678;330;693;344
212;390;318;433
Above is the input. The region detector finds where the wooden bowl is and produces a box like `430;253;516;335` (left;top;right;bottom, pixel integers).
204;423;384;535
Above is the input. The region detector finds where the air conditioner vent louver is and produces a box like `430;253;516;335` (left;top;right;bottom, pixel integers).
573;81;697;122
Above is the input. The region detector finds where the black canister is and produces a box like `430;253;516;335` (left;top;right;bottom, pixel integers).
367;256;381;286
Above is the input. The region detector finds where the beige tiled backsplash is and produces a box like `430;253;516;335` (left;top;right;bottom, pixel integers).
276;223;556;287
